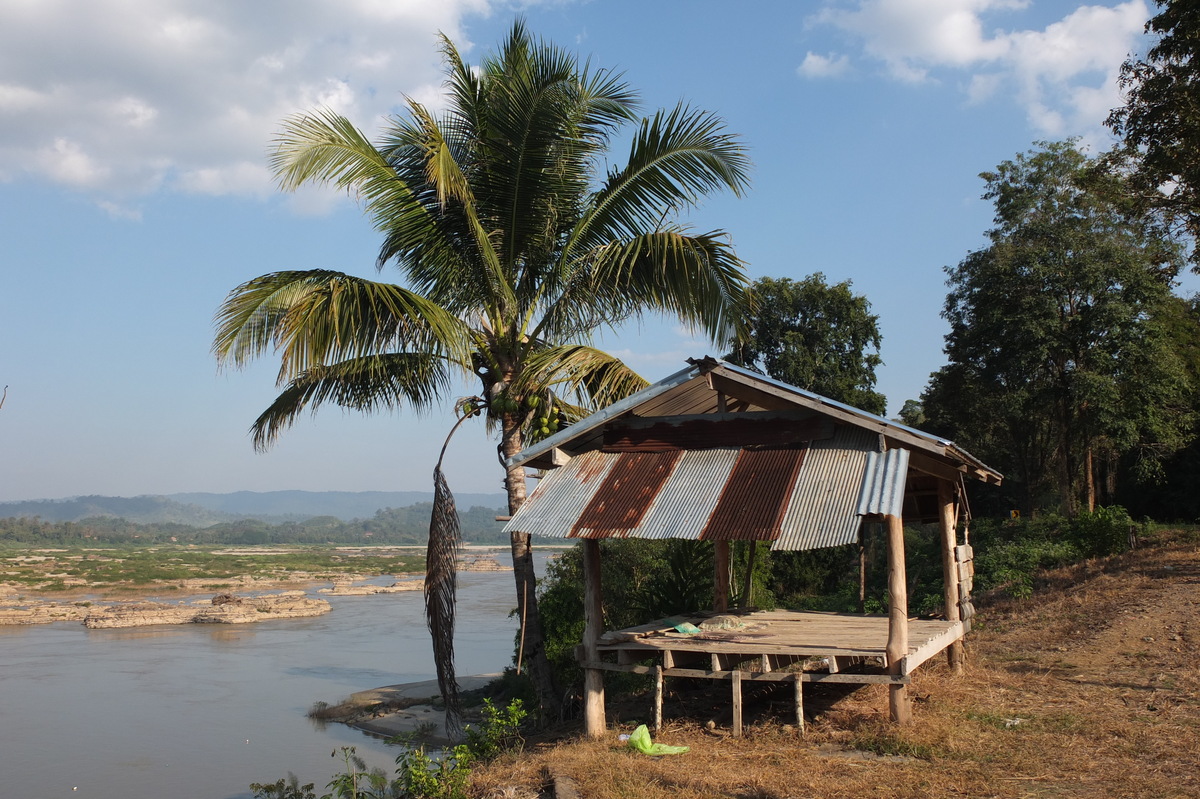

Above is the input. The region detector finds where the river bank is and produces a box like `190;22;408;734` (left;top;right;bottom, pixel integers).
313;673;504;744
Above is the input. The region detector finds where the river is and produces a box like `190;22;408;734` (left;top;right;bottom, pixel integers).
0;550;549;799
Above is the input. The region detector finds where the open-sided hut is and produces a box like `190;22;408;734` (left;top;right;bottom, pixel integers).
503;357;1001;736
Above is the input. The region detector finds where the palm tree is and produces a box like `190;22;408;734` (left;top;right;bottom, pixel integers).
213;21;750;725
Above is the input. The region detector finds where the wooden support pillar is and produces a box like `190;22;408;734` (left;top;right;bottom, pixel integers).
793;672;805;736
884;513;912;724
652;664;664;734
857;524;867;614
731;670;744;737
581;538;606;738
713;540;730;612
938;480;964;674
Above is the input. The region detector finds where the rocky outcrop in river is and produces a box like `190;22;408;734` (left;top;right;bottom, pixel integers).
319;579;424;595
0;600;91;625
80;591;330;628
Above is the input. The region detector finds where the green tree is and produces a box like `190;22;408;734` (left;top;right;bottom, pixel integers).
1108;0;1200;269
1114;294;1200;520
728;274;886;414
213;22;750;723
923;141;1194;516
897;399;926;428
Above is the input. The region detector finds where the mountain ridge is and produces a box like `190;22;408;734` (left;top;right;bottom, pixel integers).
0;490;508;526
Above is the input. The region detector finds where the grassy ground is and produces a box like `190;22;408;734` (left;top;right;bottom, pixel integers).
0;545;426;594
471;533;1200;798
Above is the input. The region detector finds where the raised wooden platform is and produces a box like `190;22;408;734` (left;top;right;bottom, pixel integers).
581;609;965;734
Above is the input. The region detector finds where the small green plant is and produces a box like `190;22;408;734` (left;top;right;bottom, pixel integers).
323;747;398;799
464;699;526;760
395;744;472;799
249;773;317;799
393;699;527;799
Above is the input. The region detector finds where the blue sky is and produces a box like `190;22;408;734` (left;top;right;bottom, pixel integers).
0;0;1186;502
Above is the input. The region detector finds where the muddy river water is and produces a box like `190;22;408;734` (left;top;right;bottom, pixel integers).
0;552;545;799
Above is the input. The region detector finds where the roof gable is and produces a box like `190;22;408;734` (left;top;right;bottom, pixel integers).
508;358;1001;485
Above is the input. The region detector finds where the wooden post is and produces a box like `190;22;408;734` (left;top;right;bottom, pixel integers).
731;670;743;737
652;664;664;733
581;538;606;738
794;672;805;736
938;480;964;674
713;540;730;612
857;525;867;614
884;513;912;724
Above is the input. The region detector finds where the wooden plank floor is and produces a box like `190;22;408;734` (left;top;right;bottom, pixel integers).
598;609;963;675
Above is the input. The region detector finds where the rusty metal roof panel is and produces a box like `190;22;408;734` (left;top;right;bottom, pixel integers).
619;448;733;540
773;426;875;551
504;451;615;539
702;447;808;542
856;447;911;518
506;426;894;551
570;450;682;538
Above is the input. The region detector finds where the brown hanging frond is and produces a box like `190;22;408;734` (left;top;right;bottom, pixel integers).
426;463;463;741
424;396;482;742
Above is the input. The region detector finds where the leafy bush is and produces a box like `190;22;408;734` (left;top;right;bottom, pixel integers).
395;744;471;799
1067;505;1137;557
971;506;1142;598
464;698;526;760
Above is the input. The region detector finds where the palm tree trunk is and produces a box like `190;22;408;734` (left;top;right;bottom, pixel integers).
501;414;561;721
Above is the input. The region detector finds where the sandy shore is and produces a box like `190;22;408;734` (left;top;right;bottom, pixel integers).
323;674;503;744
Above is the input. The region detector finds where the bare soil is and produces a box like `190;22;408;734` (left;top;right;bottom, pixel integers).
470;533;1200;799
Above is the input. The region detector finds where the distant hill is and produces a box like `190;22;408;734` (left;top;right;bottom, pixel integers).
170;490;507;520
0;490;507;526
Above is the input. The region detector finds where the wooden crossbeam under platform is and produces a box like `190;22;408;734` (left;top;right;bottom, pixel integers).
581;609;965;735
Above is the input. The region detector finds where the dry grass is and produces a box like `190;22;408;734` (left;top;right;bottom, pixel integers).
470;537;1200;798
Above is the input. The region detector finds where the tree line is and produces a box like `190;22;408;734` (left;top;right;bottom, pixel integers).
0;503;509;547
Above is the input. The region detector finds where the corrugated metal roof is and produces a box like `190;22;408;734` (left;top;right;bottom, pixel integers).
571;451;680;537
856;448;910;518
506;359;1002;485
775;426;876;550
701;447;808;541
504;425;886;551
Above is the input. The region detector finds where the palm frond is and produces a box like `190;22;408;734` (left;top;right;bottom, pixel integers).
273;110;483;300
247;353;451;451
213;270;471;381
537;229;750;348
512;344;648;409
571;102;750;251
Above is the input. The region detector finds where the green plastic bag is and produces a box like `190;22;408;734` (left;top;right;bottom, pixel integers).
626;724;689;756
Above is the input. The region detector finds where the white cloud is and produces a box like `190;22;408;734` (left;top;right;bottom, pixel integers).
0;0;493;201
97;200;144;222
811;0;1148;135
798;51;851;78
35;138;110;188
178;162;274;198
